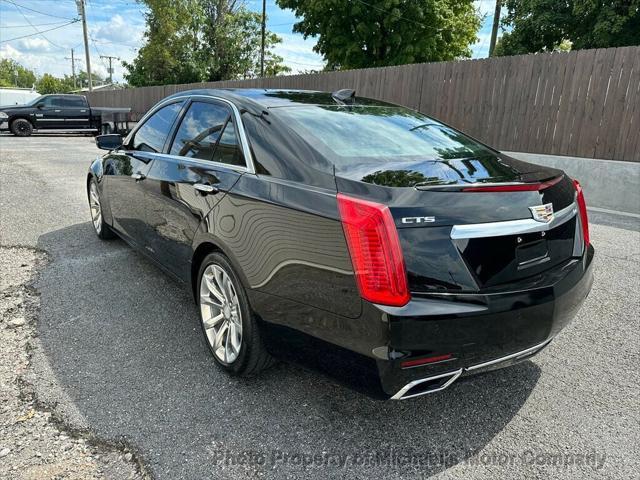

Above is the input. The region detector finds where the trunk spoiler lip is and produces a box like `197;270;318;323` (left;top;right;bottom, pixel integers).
414;175;564;192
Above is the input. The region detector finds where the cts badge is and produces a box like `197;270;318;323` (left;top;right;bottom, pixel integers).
529;203;554;223
401;216;436;224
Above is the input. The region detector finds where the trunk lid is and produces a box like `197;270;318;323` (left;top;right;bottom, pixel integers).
335;154;580;293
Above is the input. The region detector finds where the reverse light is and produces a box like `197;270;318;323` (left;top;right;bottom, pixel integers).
573;179;590;247
337;193;410;307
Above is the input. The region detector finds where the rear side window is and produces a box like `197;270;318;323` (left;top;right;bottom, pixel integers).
212;116;243;167
170;101;245;167
132;102;183;153
58;97;86;108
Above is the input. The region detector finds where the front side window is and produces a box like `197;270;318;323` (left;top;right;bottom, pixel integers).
38;96;60;108
170;101;228;160
132;102;183;153
170;101;245;167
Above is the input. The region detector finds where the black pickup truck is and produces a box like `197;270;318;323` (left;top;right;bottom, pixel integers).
0;94;131;137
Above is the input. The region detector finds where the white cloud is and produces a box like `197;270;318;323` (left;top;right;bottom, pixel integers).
92;14;143;45
0;44;22;60
273;33;325;73
16;38;53;53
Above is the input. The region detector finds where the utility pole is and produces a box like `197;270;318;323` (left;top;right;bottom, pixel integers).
100;55;120;84
65;49;77;88
260;0;266;77
488;0;502;57
76;0;93;91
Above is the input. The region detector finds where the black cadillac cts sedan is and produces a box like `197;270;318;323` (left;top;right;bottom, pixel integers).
87;89;594;400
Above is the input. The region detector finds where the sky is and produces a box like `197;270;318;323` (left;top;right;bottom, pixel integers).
0;0;498;84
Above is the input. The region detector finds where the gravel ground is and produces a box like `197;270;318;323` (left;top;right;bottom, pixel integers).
0;246;144;480
0;134;639;479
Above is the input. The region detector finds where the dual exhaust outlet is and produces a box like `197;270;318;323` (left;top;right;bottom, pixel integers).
391;339;552;400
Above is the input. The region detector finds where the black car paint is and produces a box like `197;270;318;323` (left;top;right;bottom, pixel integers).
88;89;594;398
0;94;129;133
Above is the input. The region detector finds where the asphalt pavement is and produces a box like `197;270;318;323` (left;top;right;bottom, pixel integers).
1;134;638;479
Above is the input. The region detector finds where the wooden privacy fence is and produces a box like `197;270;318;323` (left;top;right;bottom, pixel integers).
87;46;640;161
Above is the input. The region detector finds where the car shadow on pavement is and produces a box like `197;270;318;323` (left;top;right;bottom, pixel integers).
35;222;541;479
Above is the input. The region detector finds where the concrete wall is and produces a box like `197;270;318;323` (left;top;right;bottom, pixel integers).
506;152;640;216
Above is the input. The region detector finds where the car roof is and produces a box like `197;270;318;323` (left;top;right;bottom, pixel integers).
164;88;395;110
42;93;86;98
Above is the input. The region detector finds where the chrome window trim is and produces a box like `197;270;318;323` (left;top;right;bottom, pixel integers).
145;152;249;175
124;94;256;174
450;202;578;240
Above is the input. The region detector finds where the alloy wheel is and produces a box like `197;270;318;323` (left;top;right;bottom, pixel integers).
199;264;243;364
89;182;102;234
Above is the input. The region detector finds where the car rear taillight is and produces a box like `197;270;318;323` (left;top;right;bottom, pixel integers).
573;179;590;247
337;193;410;307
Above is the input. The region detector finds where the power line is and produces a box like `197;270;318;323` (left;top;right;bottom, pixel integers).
0;20;72;29
8;0;72;50
0;20;78;43
100;54;120;83
0;0;77;21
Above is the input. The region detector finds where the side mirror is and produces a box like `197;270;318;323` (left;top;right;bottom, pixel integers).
36;104;44;110
96;134;123;151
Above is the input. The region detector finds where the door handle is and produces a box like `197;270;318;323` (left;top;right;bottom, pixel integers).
54;109;61;113
131;172;146;182
194;183;219;195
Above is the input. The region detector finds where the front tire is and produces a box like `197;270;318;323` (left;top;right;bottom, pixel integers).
88;179;116;239
198;253;274;376
10;118;33;137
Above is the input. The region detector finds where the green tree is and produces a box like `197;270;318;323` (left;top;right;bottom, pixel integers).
124;0;289;86
0;59;37;88
35;74;65;94
276;0;481;69
265;52;292;77
495;0;640;56
75;70;106;89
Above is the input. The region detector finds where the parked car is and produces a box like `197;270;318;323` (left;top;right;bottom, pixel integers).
0;94;131;136
87;89;594;400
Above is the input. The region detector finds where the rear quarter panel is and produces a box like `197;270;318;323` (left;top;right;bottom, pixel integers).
194;173;362;320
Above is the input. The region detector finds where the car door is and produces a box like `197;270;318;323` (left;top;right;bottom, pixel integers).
32;96;66;129
143;98;245;282
60;96;90;129
102;100;184;249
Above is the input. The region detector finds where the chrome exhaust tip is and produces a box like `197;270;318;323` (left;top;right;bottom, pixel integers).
391;369;463;400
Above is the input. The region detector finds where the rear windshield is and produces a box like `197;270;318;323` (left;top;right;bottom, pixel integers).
273;105;494;166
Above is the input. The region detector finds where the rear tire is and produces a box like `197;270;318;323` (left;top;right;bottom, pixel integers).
10;118;33;137
197;252;274;376
88;178;116;239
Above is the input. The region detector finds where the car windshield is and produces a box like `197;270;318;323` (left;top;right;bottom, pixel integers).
273;105;495;167
23;95;45;106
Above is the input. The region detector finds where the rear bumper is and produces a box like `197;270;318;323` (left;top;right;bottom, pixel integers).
375;245;595;398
